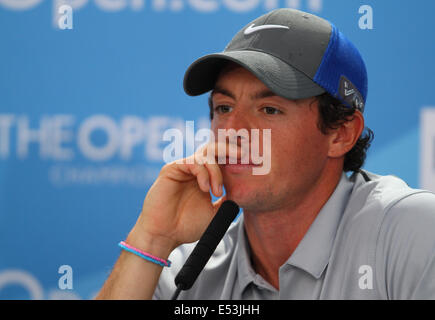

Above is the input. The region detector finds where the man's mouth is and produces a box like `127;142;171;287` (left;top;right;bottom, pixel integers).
219;157;262;173
217;156;260;165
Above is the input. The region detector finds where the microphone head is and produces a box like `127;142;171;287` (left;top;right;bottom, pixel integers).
174;200;239;291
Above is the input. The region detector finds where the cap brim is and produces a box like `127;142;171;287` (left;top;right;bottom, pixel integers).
183;50;325;100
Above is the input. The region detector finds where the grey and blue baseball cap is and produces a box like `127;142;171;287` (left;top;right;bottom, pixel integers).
183;8;368;112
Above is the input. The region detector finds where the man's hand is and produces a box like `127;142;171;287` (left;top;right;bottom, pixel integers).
96;143;227;299
129;144;226;253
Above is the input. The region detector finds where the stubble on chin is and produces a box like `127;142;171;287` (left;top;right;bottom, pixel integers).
226;186;288;214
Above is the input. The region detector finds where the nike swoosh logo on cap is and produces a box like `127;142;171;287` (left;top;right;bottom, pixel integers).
244;23;290;35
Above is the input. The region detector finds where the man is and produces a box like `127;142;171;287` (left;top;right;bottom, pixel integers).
97;8;435;300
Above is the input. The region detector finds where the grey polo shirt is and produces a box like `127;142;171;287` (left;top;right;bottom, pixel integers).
153;170;435;299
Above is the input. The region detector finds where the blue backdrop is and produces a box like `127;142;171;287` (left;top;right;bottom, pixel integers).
1;0;434;299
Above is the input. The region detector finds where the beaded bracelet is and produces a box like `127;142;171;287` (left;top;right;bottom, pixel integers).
118;241;172;267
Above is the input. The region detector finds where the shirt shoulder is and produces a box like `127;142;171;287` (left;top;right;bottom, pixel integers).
353;171;435;241
380;190;435;236
324;171;435;299
336;173;423;243
341;172;431;231
376;191;435;299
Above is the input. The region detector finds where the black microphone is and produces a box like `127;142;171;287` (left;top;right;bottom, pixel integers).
171;200;240;299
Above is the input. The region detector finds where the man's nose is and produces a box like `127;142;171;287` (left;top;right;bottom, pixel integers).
217;107;252;156
220;106;253;132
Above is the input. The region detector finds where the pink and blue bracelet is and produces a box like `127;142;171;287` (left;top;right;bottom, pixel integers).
118;241;172;268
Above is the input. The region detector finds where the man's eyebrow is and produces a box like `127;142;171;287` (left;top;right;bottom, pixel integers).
211;86;235;99
211;87;278;100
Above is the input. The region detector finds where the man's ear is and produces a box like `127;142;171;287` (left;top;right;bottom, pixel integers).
327;110;365;158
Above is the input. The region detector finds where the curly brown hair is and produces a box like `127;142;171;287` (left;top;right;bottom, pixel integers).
316;93;374;173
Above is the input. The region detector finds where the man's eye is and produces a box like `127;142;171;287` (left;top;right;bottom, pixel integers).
215;105;233;114
262;106;282;115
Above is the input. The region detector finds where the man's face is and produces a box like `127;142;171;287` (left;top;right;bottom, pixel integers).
210;65;332;213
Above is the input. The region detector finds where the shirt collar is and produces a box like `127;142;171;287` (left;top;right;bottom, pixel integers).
235;172;354;291
285;172;354;279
